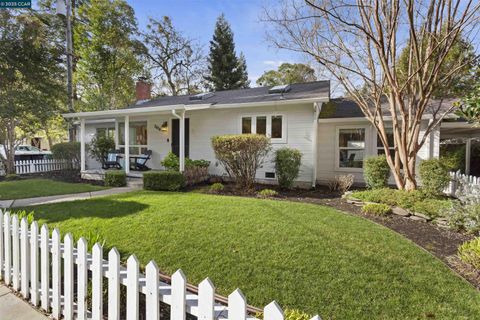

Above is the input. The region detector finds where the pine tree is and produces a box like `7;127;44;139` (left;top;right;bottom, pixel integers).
206;14;249;90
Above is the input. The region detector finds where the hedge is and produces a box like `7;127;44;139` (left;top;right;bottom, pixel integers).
104;170;126;187
143;171;185;191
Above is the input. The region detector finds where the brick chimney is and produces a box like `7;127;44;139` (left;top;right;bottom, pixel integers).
135;77;151;102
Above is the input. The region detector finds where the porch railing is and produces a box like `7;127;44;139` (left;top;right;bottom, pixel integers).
0;211;321;320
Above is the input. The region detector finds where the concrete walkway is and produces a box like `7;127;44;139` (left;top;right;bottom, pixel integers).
0;186;139;209
0;285;48;320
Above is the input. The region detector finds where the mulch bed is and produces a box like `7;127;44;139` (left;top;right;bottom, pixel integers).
198;182;480;289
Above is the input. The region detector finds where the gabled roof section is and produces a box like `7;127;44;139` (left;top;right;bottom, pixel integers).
319;97;458;119
128;80;330;109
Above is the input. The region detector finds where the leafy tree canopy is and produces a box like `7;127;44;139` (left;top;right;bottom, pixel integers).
205;14;249;91
256;63;316;87
74;0;144;111
0;10;65;172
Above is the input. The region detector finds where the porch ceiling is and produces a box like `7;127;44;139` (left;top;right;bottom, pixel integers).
440;125;480;139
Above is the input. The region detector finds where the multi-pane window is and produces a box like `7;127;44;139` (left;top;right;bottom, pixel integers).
96;127;115;138
118;121;148;155
241;115;285;142
377;129;395;158
338;128;365;168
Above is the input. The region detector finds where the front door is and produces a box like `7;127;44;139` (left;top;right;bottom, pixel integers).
171;118;190;158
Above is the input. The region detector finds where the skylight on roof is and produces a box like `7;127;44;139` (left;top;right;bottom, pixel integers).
268;84;291;94
189;92;214;101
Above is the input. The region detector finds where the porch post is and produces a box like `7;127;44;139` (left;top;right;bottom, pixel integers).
124;115;130;175
114;119;119;149
179;111;185;172
466;138;472;175
80;118;86;172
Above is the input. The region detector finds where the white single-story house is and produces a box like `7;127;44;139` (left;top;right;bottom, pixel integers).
63;80;480;187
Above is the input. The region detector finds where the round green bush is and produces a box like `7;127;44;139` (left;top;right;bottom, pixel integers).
257;188;278;198
419;159;450;195
361;203;392;216
275;147;302;189
209;182;224;193
51;142;80;164
104;170;127;187
363;155;390;189
143;171;185;191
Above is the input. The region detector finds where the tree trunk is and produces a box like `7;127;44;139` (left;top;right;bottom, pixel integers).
5;120;16;175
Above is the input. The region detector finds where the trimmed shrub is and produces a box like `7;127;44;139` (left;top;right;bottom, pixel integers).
419;159;450;196
458;237;480;270
143;171;185;191
363;155;390;189
257;189;278;198
209;182;224;193
104;170;126;187
161;152;179;171
327;174;354;193
51;141;80;165
275;147;302;189
88;135;115;168
362;203;392;216
211;134;271;191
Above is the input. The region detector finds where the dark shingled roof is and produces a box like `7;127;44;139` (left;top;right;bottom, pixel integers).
129;81;330;109
319;97;458;118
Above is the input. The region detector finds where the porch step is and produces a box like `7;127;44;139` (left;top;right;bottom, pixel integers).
127;177;143;188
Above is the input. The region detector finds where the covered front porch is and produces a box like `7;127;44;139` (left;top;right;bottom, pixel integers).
440;121;480;176
64;103;205;177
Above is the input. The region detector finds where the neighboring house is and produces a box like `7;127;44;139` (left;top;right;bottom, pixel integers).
63;80;480;187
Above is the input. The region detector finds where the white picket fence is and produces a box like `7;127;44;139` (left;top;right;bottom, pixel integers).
0;211;321;320
14;159;77;175
444;171;480;200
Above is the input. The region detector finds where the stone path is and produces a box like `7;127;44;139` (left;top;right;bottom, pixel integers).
0;186;139;209
0;285;48;320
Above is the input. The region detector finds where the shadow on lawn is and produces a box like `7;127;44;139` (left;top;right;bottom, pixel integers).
29;198;149;224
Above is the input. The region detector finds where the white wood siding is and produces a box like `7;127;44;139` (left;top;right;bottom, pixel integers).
81;103;317;183
315;119;440;185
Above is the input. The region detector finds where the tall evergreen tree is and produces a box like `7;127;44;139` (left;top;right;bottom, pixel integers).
206;14;249;90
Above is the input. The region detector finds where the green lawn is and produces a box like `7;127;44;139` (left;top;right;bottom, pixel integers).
0;178;107;200
25;191;480;319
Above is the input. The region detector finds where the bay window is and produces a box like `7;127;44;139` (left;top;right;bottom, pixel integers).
241;114;286;143
337;128;366;169
118;121;148;155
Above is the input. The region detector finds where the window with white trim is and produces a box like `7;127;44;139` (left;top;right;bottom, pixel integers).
338;128;365;168
118;121;148;155
96;127;115;139
241;115;286;142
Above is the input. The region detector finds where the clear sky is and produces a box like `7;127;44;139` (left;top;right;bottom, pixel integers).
126;0;303;85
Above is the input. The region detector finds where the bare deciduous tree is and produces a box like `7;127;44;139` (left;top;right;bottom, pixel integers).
142;16;206;96
264;0;480;190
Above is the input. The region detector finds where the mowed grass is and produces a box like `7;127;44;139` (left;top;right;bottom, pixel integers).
0;178;107;200
27;191;480;319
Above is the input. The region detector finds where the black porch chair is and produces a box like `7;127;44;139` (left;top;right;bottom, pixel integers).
132;150;152;171
103;150;123;170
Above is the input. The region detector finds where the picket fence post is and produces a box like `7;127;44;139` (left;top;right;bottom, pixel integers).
4;212;11;286
30;221;39;306
0;212;4;281
145;261;160;320
40;224;49;311
51;228;61;319
12;215;20;290
198;277;215;320
171;269;187;320
228;289;247;320
108;248;121;320
64;233;74;320
127;255;140;320
92;243;103;320
20;218;30;298
77;237;88;320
